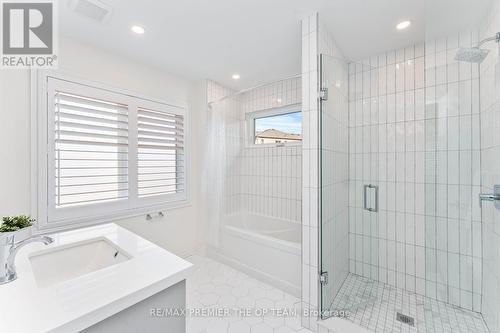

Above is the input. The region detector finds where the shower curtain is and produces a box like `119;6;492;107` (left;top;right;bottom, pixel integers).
202;100;227;247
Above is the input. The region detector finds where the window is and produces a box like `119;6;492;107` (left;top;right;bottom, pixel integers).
54;91;130;207
137;107;184;198
249;107;302;145
37;76;188;228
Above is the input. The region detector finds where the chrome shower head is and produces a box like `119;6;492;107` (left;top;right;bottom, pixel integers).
455;47;490;63
455;32;500;63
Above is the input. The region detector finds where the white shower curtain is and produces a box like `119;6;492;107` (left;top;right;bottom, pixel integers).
202;100;227;247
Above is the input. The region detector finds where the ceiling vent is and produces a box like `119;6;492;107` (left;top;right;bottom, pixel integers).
69;0;113;23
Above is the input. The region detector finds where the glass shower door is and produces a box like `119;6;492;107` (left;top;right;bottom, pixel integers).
319;54;350;318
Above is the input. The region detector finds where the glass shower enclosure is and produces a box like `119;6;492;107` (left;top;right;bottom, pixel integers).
319;54;351;318
318;45;489;332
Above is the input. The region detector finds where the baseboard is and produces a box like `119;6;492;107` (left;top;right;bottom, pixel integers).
206;246;300;298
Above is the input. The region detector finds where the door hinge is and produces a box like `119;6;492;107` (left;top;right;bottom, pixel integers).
320;88;328;101
319;271;328;285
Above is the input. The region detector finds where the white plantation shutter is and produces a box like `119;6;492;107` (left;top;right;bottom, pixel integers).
54;92;129;207
137;107;185;198
43;77;188;227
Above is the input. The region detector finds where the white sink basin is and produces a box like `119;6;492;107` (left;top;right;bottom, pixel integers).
29;237;131;288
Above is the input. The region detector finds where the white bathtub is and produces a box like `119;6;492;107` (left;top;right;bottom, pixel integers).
208;213;301;297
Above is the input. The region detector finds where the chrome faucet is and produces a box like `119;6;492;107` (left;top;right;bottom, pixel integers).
0;235;53;284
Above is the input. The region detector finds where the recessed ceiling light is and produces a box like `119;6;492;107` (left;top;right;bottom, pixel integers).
232;74;240;80
131;25;145;34
396;21;411;30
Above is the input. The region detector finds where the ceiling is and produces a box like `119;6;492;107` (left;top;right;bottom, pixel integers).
60;0;493;90
320;0;493;61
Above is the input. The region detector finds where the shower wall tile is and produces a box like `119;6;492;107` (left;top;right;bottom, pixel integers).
236;145;302;222
479;0;500;331
206;79;234;103
242;77;301;114
348;33;482;312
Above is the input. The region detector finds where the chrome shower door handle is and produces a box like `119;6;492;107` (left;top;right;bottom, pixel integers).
371;185;379;212
364;185;370;211
364;184;379;212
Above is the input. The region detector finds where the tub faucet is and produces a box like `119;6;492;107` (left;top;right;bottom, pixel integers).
0;235;53;284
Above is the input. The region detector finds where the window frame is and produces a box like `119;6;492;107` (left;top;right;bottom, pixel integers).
32;71;190;232
245;104;302;148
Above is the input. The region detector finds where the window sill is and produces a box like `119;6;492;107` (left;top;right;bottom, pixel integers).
35;200;192;234
245;142;302;149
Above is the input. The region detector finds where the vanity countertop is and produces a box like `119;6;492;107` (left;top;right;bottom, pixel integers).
0;223;193;333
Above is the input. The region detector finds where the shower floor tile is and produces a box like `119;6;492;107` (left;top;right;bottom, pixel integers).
329;273;489;333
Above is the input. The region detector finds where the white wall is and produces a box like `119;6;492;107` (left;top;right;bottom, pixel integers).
479;0;500;330
0;70;31;216
0;36;203;257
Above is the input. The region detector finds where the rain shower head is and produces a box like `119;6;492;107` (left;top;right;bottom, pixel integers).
455;47;490;63
454;32;500;63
